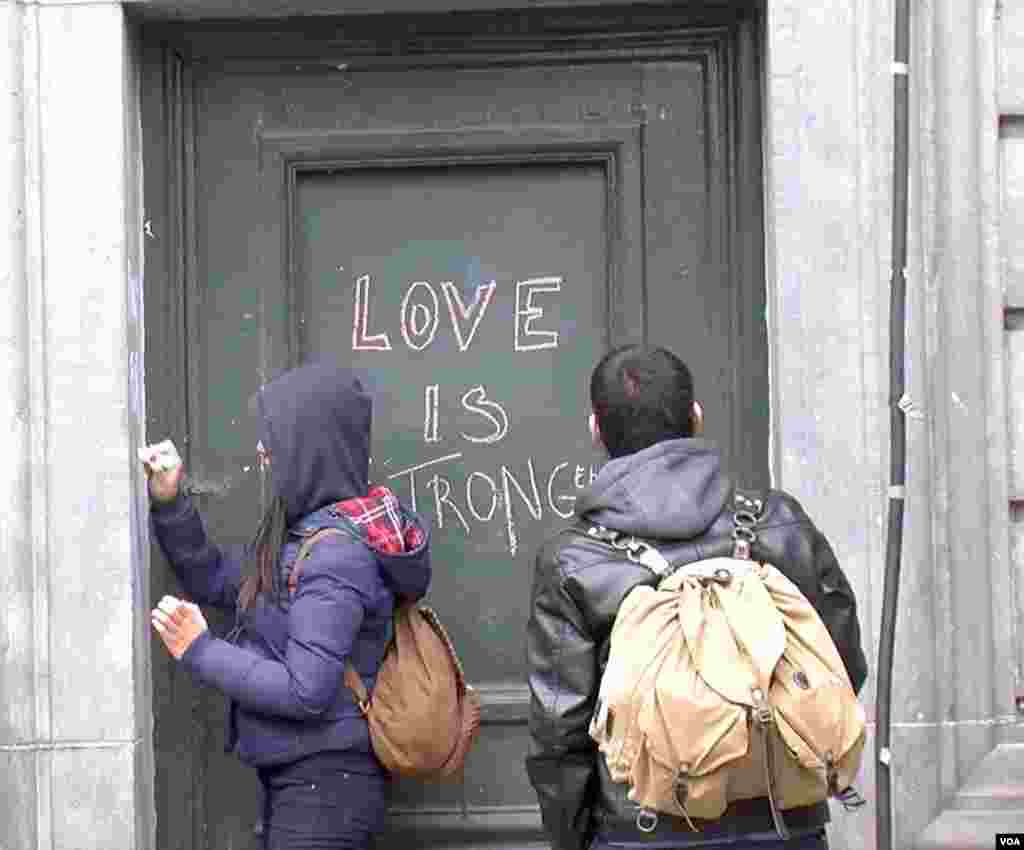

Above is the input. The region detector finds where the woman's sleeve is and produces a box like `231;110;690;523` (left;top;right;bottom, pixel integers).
150;493;246;611
179;536;372;719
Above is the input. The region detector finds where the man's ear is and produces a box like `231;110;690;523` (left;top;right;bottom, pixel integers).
589;411;603;448
691;401;704;436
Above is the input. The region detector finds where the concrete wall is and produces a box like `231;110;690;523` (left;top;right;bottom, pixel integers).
765;5;888;847
1002;0;1024;680
767;1;1017;849
0;2;152;848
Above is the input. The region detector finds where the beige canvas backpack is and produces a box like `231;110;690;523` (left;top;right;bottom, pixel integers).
588;491;866;838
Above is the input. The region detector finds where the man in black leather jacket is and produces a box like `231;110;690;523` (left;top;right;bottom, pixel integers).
525;345;868;850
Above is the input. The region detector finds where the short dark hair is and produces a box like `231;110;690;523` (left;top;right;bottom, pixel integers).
590;345;695;458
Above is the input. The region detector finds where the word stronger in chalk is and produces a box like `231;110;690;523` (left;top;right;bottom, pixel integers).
386;452;600;556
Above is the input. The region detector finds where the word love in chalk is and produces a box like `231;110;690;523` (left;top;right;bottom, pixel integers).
352;274;562;353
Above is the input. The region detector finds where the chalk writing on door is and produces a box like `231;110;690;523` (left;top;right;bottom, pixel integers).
352;274;562;353
354;272;592;554
387;453;599;557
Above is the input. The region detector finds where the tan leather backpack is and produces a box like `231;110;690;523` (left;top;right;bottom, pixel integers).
294;529;480;779
588;492;866;838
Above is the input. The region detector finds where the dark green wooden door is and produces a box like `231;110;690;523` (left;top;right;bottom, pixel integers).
141;5;767;849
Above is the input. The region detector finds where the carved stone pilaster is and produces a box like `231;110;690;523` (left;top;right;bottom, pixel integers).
0;3;152;849
767;1;1017;848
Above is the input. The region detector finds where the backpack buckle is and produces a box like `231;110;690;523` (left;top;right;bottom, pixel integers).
825;751;839;795
635;808;659;833
732;523;757;560
609;535;639;556
750;687;773;725
587;525;619;543
835;786;867;811
672;766;690;810
587;527;674;576
732;501;760;560
595;531;673;576
621;539;672;575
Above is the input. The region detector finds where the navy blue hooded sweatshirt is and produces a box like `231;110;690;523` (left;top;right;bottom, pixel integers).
150;361;431;768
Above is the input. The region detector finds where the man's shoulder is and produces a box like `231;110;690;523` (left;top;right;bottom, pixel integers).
535;522;584;569
534;520;623;578
755;487;815;528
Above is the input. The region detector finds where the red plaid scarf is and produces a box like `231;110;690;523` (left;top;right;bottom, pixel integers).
332;485;424;554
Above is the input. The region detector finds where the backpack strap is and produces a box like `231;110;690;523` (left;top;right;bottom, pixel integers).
581;524;673;577
733;486;765;509
291;528;351;592
733;488;793;840
292;528;372;715
750;686;790;840
731;487;766;560
577;487;766;575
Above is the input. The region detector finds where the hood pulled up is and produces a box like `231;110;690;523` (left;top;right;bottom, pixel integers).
250;360;371;526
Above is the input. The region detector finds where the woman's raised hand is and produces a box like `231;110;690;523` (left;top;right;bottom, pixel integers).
139;439;184;503
151;595;208;659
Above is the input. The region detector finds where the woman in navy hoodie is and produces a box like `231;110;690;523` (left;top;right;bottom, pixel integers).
146;360;431;850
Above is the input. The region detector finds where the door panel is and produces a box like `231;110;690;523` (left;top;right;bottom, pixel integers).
298;161;608;676
142;6;766;849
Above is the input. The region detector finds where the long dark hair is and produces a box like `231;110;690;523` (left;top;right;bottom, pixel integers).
238;495;289;610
